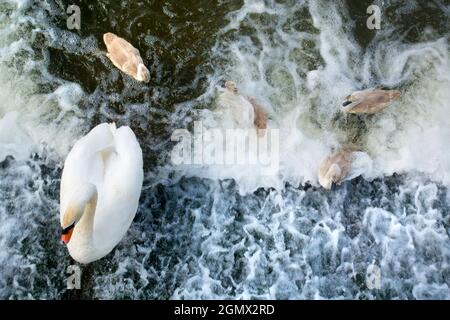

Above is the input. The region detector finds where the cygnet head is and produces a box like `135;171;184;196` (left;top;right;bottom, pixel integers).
137;63;150;83
103;32;115;46
225;81;238;94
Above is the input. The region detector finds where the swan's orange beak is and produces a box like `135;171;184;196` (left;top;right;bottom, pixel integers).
61;224;74;245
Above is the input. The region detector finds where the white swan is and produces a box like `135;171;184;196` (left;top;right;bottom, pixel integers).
60;123;143;264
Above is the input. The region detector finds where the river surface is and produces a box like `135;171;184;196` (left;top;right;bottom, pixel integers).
0;0;450;299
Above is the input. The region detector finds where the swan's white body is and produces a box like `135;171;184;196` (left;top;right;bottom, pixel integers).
60;123;143;264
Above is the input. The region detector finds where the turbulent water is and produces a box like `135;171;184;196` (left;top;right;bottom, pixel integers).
0;0;449;299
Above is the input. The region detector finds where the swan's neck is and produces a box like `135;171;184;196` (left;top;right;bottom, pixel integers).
75;193;97;246
66;184;101;263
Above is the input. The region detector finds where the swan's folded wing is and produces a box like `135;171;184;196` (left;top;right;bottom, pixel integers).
122;61;136;76
107;38;132;68
348;88;376;101
60;124;115;215
126;45;141;57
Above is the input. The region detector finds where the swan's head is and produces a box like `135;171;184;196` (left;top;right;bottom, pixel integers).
136;63;150;83
61;205;82;244
319;163;341;190
60;183;97;245
61;224;75;245
225;81;238;94
103;32;115;46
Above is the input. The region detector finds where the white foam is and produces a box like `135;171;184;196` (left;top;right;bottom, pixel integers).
0;0;87;158
0;67;86;157
0;112;34;162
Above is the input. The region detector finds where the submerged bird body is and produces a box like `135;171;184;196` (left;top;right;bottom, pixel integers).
60;123;143;264
103;32;150;82
342;88;401;114
218;81;268;135
218;81;255;128
318;145;356;190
